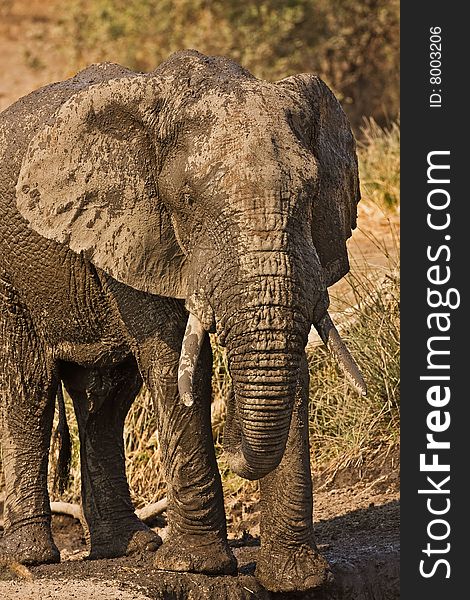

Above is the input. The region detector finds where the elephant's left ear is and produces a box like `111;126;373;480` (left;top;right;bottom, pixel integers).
277;74;360;287
16;74;189;299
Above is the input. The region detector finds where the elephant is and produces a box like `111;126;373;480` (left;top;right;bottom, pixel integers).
0;50;364;592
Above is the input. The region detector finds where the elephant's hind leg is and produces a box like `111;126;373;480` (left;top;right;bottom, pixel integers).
60;356;161;559
0;304;60;565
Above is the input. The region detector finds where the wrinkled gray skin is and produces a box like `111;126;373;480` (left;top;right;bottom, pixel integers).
0;51;359;592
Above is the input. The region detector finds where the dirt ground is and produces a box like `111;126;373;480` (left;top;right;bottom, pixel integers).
1;2;399;598
0;446;399;599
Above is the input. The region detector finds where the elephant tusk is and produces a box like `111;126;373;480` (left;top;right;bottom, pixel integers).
178;312;206;407
314;313;367;396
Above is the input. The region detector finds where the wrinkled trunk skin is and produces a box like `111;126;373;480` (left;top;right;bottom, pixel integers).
217;252;315;480
223;326;304;479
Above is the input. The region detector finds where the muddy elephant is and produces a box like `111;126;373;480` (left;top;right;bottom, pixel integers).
0;50;363;592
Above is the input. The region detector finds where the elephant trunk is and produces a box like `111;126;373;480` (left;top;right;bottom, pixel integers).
177;309;302;481
178;230;366;480
178;302;366;482
209;242;315;480
223;326;303;480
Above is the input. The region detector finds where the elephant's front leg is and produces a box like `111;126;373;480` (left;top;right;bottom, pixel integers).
141;333;236;575
0;306;59;565
256;356;329;592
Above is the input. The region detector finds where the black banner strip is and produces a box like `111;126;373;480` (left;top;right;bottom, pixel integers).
401;3;467;597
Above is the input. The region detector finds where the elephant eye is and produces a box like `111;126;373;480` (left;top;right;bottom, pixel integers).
182;192;194;207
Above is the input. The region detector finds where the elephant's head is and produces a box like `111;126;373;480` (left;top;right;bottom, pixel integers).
16;50;362;480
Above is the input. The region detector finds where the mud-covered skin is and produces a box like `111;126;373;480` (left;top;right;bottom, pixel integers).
59;357;162;559
0;51;360;591
0;523;60;566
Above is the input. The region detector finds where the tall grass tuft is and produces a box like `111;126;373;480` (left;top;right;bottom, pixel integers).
123;389;166;507
308;256;399;472
358;118;400;209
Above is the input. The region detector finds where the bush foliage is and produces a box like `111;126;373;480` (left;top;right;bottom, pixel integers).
66;0;399;129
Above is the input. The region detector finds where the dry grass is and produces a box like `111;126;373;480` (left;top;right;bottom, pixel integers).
308;254;399;473
357;118;400;209
123;390;165;507
306;119;400;474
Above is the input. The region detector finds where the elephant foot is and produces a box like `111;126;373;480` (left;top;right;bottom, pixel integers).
154;533;237;575
87;519;162;559
125;527;162;554
0;522;60;566
256;541;330;593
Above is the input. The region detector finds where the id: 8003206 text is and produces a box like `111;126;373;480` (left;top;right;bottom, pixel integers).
429;26;442;108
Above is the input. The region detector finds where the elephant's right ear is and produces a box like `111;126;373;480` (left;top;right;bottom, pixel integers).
16;76;189;299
